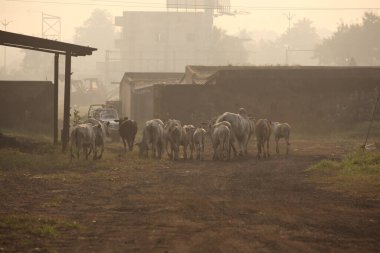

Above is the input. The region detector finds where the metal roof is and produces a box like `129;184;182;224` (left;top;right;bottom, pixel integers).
0;30;97;56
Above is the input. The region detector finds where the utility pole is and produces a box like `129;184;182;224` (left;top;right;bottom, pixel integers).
1;19;13;75
285;45;289;65
283;12;295;33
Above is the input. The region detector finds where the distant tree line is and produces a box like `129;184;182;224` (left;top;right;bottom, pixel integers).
315;12;380;66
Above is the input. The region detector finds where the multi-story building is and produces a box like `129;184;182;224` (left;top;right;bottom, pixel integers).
115;11;214;72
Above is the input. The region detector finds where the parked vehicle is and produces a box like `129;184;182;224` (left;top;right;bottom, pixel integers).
88;104;120;141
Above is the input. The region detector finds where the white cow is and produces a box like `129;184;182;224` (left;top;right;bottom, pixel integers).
210;121;231;161
165;119;187;160
255;119;272;159
70;123;101;161
137;119;165;159
216;108;251;156
193;127;206;160
183;124;196;159
84;118;109;159
272;122;291;154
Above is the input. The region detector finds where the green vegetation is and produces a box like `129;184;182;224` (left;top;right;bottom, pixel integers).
309;150;380;174
0;214;84;239
0;130;169;176
308;150;380;197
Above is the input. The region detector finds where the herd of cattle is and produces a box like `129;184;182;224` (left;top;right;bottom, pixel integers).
70;108;291;161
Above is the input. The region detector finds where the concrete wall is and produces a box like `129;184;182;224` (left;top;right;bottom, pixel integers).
132;67;380;132
119;72;183;119
0;81;54;135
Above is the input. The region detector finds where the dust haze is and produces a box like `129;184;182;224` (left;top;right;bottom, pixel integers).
1;1;380;252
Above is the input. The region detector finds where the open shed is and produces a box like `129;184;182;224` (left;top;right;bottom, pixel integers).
0;30;96;150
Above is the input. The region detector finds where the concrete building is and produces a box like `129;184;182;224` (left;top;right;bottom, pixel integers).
115;11;215;72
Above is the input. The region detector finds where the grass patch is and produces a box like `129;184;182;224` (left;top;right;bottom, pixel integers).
0;133;170;177
308;150;380;175
307;150;380;197
0;148;71;172
0;214;84;241
41;196;65;208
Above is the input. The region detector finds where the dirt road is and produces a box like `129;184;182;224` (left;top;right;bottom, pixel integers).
0;139;379;252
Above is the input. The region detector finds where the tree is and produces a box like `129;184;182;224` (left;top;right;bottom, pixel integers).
10;50;57;81
249;18;320;65
279;18;320;65
315;12;380;66
280;18;320;49
73;9;115;74
210;28;249;65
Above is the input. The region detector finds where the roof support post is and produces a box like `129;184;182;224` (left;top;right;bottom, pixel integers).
53;53;59;144
62;52;71;151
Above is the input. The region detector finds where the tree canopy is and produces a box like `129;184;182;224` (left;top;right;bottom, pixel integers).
74;9;115;51
211;28;249;65
249;18;320;65
73;9;115;75
315;12;380;66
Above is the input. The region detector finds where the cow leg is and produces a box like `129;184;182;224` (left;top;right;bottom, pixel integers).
152;143;156;159
266;138;270;158
70;141;75;161
286;137;290;155
157;141;163;159
263;141;267;158
212;141;218;160
93;144;97;160
77;140;82;159
84;147;88;160
131;135;136;151
167;142;173;160
122;138;127;153
215;143;220;160
276;137;279;154
87;146;92;157
166;140;171;159
98;144;104;159
229;134;238;157
227;138;231;161
175;145;179;161
183;144;188;160
128;137;134;151
190;144;194;160
257;140;261;160
126;138;131;152
219;141;225;160
170;143;175;160
243;134;249;155
230;144;238;158
145;146;149;157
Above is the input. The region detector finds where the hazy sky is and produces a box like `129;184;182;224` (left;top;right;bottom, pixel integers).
1;0;379;70
1;0;379;43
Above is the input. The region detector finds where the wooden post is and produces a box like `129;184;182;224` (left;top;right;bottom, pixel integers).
53;53;59;144
62;51;71;151
363;89;380;150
